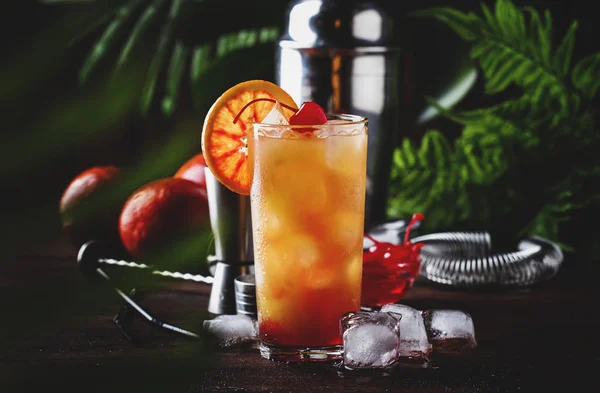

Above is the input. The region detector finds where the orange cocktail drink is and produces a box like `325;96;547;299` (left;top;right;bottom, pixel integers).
200;80;368;361
250;115;368;361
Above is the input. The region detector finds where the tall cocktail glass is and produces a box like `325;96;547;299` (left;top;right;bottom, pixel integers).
249;114;368;361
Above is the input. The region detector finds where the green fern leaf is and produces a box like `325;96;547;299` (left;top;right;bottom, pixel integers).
554;21;578;77
387;128;506;231
572;53;600;99
409;8;480;41
414;0;582;116
426;96;542;148
393;139;417;169
524;7;552;63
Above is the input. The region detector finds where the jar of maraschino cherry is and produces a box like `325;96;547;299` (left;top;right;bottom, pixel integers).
361;213;425;308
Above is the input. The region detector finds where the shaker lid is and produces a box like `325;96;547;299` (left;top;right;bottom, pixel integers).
280;0;403;49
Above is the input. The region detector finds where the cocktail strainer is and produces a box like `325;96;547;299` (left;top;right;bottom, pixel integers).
412;232;564;288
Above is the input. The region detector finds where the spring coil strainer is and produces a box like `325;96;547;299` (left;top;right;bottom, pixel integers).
410;232;564;288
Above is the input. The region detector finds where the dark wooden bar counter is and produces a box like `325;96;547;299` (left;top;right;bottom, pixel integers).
1;236;598;393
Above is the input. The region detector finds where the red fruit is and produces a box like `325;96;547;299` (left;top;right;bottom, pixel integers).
174;153;208;189
60;166;125;248
118;178;210;263
289;101;327;125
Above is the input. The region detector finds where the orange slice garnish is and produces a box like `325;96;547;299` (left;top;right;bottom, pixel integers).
201;80;298;195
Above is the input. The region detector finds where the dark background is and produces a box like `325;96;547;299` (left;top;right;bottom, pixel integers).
0;0;597;263
1;3;598;392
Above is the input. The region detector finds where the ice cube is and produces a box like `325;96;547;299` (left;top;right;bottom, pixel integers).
307;264;338;289
345;254;363;289
380;303;432;361
253;204;285;243
261;101;289;125
203;314;258;348
421;309;477;351
330;211;364;249
325;133;367;178
278;232;321;269
262;138;328;216
341;311;401;369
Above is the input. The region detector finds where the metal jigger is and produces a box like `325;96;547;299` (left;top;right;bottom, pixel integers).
204;167;254;315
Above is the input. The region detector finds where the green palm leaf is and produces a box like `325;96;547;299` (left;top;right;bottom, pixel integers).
78;0;148;84
162;40;190;116
139;0;188;115
114;0;169;72
48;0;285;117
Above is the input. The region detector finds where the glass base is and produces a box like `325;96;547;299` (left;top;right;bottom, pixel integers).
259;342;343;362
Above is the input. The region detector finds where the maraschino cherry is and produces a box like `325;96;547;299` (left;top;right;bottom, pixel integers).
289;101;327;125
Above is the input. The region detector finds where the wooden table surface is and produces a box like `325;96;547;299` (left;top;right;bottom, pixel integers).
1;236;598;393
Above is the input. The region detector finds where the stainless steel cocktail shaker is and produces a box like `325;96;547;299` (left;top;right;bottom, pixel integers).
276;0;407;229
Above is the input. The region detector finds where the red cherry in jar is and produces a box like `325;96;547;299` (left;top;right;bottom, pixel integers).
361;213;425;308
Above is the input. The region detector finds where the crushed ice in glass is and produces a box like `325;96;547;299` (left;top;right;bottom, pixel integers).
202;314;258;348
341;311;401;370
380;303;432;361
261;101;289;125
421;309;477;350
258;107;364;139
